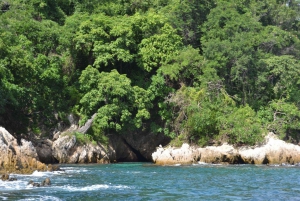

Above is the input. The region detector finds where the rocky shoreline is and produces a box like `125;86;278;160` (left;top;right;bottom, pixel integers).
152;133;300;165
0;120;168;174
3;122;300;174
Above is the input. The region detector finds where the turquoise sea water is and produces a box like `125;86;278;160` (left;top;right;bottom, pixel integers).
1;163;300;200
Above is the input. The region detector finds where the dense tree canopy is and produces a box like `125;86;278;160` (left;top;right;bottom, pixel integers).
0;0;300;146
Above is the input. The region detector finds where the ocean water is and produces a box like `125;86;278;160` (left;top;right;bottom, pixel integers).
1;163;300;201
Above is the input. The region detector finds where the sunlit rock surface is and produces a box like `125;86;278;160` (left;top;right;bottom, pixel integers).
52;134;114;164
0;127;50;174
152;133;300;165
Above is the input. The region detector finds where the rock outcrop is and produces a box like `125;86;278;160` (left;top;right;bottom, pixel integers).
152;144;199;165
51;133;114;163
1;174;17;181
28;177;51;187
41;177;51;186
239;133;300;164
0;127;51;174
49;113;170;163
152;133;300;165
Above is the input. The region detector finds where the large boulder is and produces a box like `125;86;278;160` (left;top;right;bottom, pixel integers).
41;177;51;186
0;127;49;174
152;144;199;165
52;133;114;163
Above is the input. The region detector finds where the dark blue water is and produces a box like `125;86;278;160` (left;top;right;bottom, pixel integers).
1;163;300;200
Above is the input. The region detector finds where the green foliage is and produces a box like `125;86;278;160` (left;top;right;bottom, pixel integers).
78;66;151;132
218;105;264;145
158;0;215;47
138;23;183;72
201;0;300;108
260;55;300;101
168;85;264;146
258;100;300;140
74;132;95;145
1;0;300;147
161;46;204;86
63;131;99;145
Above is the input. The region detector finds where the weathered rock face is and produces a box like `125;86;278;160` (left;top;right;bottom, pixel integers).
239;133;300;164
198;144;240;164
35;139;56;164
51;134;115;164
0;127;50;174
53;114;170;162
152;133;300;165
152;144;199;165
109;134;139;162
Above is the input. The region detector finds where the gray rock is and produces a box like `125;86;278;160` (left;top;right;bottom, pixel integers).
41;177;51;186
52;134;113;164
8;177;17;181
28;180;40;187
1;174;9;181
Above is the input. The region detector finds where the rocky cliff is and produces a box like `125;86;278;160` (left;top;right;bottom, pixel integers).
44;129;169;164
152;133;300;165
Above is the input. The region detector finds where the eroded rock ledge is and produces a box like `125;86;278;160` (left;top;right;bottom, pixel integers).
152;133;300;165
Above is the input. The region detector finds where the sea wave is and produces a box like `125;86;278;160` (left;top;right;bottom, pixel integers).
60;167;88;173
62;184;131;191
0;180;30;190
31;170;54;177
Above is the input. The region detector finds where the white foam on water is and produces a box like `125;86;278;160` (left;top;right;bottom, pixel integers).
174;164;181;166
198;161;208;165
61;167;88;173
62;184;130;191
0;180;27;190
127;171;141;174
27;170;53;177
52;171;66;175
18;195;62;201
269;164;281;167
0;196;8;200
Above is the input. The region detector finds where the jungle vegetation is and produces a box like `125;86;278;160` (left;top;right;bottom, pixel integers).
0;0;300;146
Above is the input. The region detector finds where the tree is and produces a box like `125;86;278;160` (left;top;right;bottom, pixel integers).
78;66;151;133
